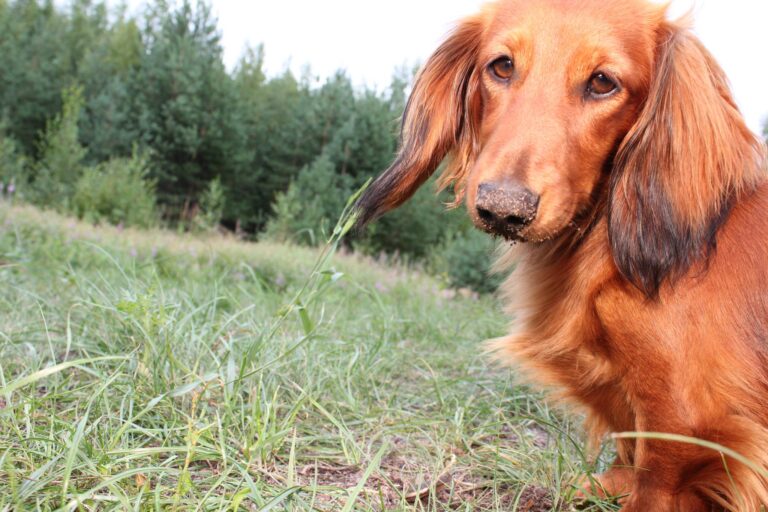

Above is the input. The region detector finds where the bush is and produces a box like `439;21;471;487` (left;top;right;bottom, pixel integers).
72;150;157;228
430;227;503;294
263;154;352;245
355;181;468;261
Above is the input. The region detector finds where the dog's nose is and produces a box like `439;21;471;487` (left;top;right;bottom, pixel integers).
475;182;539;236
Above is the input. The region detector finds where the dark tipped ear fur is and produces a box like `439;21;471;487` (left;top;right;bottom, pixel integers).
608;23;766;298
354;16;485;228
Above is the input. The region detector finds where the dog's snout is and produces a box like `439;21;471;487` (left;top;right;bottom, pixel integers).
475;182;539;237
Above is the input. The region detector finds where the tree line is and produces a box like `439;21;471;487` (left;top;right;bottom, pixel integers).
0;0;502;291
0;0;393;226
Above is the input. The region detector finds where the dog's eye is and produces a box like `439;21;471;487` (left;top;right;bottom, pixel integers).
587;72;618;97
489;56;515;81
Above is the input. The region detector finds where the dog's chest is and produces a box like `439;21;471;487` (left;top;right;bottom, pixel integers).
503;240;622;388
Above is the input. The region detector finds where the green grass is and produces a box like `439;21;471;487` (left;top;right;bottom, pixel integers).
0;202;616;511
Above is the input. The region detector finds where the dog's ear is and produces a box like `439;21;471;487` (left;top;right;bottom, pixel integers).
354;16;485;227
608;23;766;298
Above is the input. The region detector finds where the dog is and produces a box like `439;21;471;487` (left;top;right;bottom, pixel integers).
354;0;768;510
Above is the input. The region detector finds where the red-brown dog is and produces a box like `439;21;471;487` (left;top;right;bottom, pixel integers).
355;0;768;510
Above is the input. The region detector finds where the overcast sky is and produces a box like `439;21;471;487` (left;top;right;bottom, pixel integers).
124;0;768;135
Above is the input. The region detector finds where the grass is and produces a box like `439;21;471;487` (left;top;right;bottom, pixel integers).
0;201;617;511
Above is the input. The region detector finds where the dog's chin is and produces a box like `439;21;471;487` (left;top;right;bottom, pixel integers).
474;221;570;245
469;208;569;243
523;226;568;244
475;223;530;243
520;215;581;244
500;230;530;243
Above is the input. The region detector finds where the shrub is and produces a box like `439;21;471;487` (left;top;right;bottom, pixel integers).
430;227;503;294
263;154;352;245
356;182;468;261
72;150;157;228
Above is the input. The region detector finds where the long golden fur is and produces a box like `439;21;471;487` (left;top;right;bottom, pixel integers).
355;0;768;510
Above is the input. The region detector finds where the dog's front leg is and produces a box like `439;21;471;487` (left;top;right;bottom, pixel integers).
618;422;713;512
575;439;711;510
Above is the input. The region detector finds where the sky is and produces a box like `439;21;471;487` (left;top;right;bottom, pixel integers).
122;0;768;135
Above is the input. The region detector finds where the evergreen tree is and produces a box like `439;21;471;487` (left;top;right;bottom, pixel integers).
230;55;309;229
31;85;87;209
79;14;144;162
0;0;73;155
133;0;247;213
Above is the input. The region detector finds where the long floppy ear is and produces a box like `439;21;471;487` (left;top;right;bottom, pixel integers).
354;15;485;228
608;23;766;298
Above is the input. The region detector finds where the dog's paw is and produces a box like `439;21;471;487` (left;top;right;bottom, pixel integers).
573;467;633;502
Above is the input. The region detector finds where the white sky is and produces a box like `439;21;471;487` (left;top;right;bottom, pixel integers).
124;0;768;135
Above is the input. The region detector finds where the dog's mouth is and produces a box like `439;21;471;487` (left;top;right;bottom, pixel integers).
475;219;530;243
475;217;576;246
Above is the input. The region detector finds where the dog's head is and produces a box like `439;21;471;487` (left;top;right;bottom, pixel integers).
356;0;765;297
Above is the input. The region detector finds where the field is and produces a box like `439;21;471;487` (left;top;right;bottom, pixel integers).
0;203;616;511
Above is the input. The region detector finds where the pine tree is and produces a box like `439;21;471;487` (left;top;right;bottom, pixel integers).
32;85;87;209
0;0;73;155
133;0;247;215
79;15;144;162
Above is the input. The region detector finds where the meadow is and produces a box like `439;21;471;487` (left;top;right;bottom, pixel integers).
0;202;616;511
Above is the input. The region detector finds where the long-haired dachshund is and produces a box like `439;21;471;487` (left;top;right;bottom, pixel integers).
355;0;768;510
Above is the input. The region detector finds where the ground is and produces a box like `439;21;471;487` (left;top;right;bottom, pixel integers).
0;203;618;510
